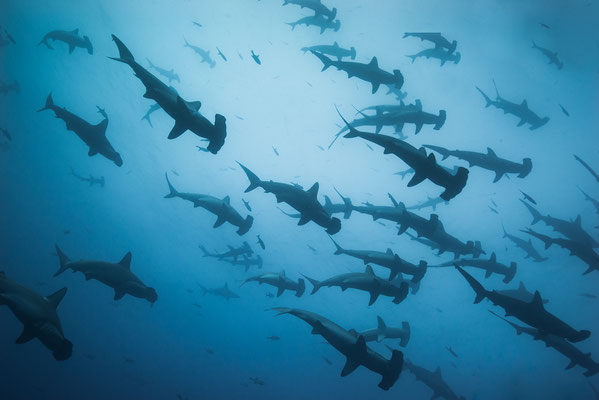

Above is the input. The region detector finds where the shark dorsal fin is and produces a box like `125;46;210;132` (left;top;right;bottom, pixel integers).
119;252;132;269
487;147;496;157
280;270;286;277
222;195;230;204
490;252;496;263
187;101;202;111
224;283;229;289
418;147;427;156
434;366;442;377
333;42;339;47
386;248;393;255
46;287;67;309
519;281;526;291
521;99;528;108
531;291;544;309
369;57;378;68
574;215;581;226
365;265;375;275
377;315;387;330
307;182;319;198
71;28;79;34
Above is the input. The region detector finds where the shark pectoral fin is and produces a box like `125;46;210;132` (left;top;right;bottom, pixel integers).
213;214;227;228
298;215;310;225
341;358;360;377
276;286;285;297
168;120;187;139
414;122;423;134
16;326;36;344
493;171;504;183
88;148;98;157
484;270;492;278
408;173;426;187
517;119;526;127
114;289;126;301
371;82;380;94
311;320;325;335
368;290;380;305
68;43;75;54
565;360;577;369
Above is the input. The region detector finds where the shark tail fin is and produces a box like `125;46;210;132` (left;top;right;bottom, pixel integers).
109;34;135;64
379;349;404;390
455;265;487;303
400;322;411;347
521;200;542;225
164;172;179;198
350;47;356;60
295;279;306;297
476;86;493;107
301;274;321;295
434;110;447;130
237;215;254;236
237;162;262;192
54;245;70;277
38;93;54;112
330;237;344;255
504;262;517;284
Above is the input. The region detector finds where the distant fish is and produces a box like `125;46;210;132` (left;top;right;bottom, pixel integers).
204;348;214;355
267;335;280;341
366;143;374;151
171;170;180;176
559;104;570;117
124;357;135;363
63;229;70;235
197;146;210;153
257;234;265;250
316;145;325;151
192;303;202;308
540;23;550;29
216;47;227;61
0;127;11;141
491;200;498;208
251;50;261;65
235;115;244;120
446;346;459;358
519;190;537;205
237;51;244;60
306;81;313;87
242;198;252;212
307;245;317;253
488;206;498;214
249;377;265;386
580;293;597;299
323;356;332;365
192;21;202;27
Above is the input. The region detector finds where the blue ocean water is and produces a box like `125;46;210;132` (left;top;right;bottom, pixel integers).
1;0;598;399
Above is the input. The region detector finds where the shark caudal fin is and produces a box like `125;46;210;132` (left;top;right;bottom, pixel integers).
237;215;254;236
400;321;411;347
503;262;517;284
379;349;404;391
476;86;493;107
207;114;227;154
295;279;306;297
330;237;345;255
350;46;356;60
455;265;487;303
54;245;70;277
520;199;542;225
164;172;179;198
237;162;262;192
302;274;322;294
37;93;55;112
109;34;135;65
518;158;533;179
434;110;447;130
311;51;334;71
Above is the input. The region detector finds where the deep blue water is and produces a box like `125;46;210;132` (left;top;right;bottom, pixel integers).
1;0;598;399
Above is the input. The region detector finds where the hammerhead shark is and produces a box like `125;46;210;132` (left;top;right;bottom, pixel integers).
183;39;215;68
303;265;410;306
490;311;598;377
0;271;72;360
532;41;563;69
424;144;533;183
520;200;597;248
345;103;445;136
403;32;458;54
406;48;461;66
110;35;226;153
502;225;547;262
283;0;337;20
146;58;180;83
70;168;105;187
476;82;549;130
456;266;591;343
287;15;340;34
311;51;403;94
54;245;158;304
301;42;356;61
38;28;93;54
271;307;404;390
199;241;253;261
242;270;305;297
223;255;263;271
238;162;341;234
574;154;599;184
199;283;239;300
164;173;253;235
38;94;123;166
330;238;427;282
359;316;411;346
403;358;466;400
337;109;468;200
406;195;448;211
432;252;517;283
496;281;548;304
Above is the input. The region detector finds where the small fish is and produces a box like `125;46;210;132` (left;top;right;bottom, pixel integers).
197;146;210;152
559;104;570;117
217;47;227;61
204;348;214;355
272;146;279;156
251;50;261;65
0;128;11;141
488;206;498;215
307;245;317;253
540;23;550;29
316;145;325;151
491;200;498;207
237;51;244;60
124;357;135;363
306;81;313;87
63;229;70;235
242;199;252;212
365;143;374;151
323;357;332;365
267;335;280;341
446;346;459;358
172;170;180;176
192;21;202;27
519;190;537;205
580;293;597;299
375;221;386;226
235;115;244;120
192;303;202;308
257;234;265;250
